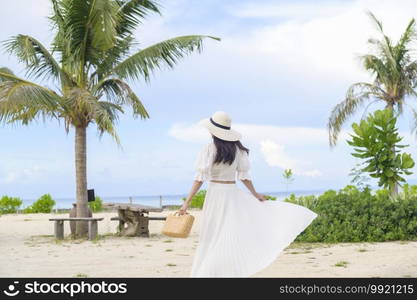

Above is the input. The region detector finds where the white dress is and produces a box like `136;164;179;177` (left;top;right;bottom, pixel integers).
189;142;318;277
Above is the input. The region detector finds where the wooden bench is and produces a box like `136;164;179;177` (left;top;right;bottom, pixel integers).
49;217;104;240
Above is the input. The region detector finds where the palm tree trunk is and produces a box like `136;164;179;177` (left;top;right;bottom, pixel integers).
390;183;399;198
75;125;89;237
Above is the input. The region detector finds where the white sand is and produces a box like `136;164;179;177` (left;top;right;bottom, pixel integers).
0;211;416;278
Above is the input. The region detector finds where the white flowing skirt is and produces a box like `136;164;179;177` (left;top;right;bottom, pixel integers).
189;182;318;277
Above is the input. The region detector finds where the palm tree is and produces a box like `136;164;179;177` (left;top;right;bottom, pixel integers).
0;0;219;237
328;11;417;146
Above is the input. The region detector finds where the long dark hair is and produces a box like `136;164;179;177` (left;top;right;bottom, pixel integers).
212;135;249;165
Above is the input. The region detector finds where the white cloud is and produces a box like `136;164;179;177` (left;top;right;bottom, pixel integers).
168;120;211;143
223;0;417;83
259;139;295;168
260;139;322;177
168;119;350;145
168;120;331;177
230;1;349;19
2;166;43;184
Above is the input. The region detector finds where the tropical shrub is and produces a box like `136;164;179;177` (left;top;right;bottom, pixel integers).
0;196;23;214
182;190;206;209
89;196;103;213
265;195;277;200
292;185;417;243
399;183;417;199
24;194;56;213
284;193;319;210
347;109;415;196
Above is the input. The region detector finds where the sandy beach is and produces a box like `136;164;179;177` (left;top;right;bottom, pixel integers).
0;210;416;278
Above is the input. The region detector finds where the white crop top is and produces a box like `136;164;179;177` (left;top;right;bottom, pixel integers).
194;142;251;181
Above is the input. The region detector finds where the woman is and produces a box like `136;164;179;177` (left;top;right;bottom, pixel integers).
180;111;318;277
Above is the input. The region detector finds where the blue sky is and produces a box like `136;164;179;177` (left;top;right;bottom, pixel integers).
2;0;417;199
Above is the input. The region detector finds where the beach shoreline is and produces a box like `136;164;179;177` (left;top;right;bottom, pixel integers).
0;211;416;278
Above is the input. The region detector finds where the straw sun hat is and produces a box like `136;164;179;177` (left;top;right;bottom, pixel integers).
201;111;242;142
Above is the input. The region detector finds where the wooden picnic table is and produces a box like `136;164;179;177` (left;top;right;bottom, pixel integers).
103;202;165;237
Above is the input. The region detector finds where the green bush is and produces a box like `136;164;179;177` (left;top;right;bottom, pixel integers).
399;183;417;199
182;190;206;209
89;196;103;212
289;185;417;243
265;195;277;200
24;194;56;213
284;193;318;209
0;196;23;214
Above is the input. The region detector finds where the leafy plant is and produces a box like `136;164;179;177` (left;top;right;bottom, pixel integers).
24;194;56;213
347;109;415;196
88;196;103;212
182;190;206;209
0;196;23;214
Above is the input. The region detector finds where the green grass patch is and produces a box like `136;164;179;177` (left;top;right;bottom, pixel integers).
334;261;349;268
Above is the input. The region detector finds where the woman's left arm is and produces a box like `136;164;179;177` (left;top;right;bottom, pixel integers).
180;180;203;215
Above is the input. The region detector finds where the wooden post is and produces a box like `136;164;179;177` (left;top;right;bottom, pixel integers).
88;220;98;240
117;209;125;234
137;214;149;237
54;220;64;240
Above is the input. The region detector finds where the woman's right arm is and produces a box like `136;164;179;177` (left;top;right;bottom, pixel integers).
237;150;266;202
241;179;266;202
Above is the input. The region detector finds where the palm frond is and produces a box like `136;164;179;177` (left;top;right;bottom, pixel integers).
59;0;121;84
367;12;398;71
49;0;65;30
397;18;416;52
361;54;389;80
64;86;122;141
116;0;160;39
63;0;119;51
0;79;61;125
0;68;15;82
89;0;161;82
94;101;123;143
367;11;384;34
92;36;136;81
112;35;220;81
89;0;121;50
3;35;72;85
328;83;384;146
93;77;149;118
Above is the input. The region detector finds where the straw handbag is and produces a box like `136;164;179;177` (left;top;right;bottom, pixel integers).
162;211;195;238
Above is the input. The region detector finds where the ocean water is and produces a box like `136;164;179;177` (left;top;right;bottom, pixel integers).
22;190;323;209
